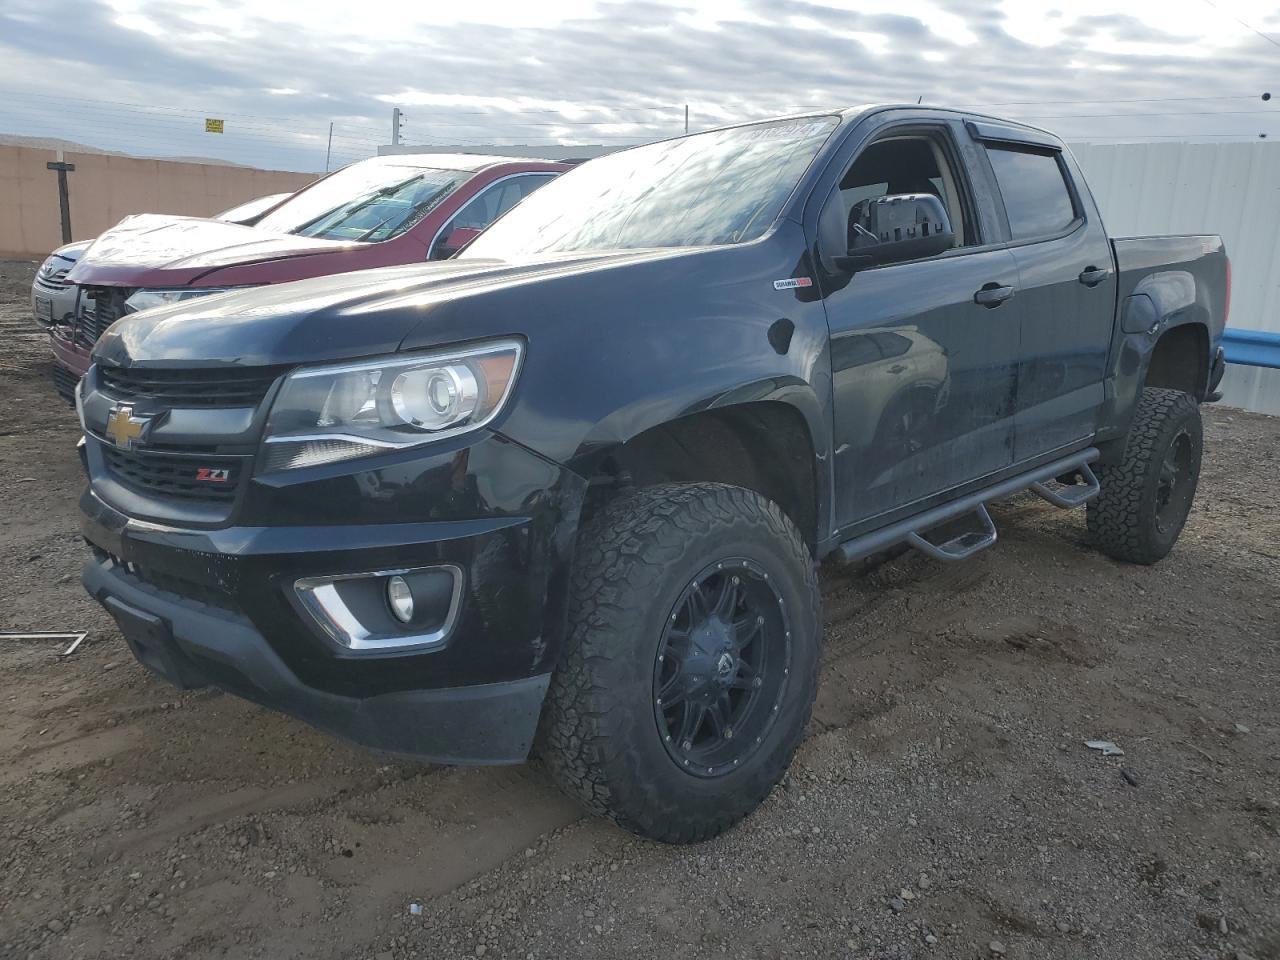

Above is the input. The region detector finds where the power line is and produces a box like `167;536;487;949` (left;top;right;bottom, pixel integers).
1071;132;1268;140
3;89;387;129
1014;108;1276;120
948;94;1270;108
1197;0;1280;50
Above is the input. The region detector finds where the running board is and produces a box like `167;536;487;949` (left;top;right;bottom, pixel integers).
837;448;1100;565
1030;462;1100;508
906;503;997;561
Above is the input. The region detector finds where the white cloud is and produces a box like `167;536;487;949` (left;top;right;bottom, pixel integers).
1;0;1277;171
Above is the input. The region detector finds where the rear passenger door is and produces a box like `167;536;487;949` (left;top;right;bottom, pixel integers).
975;129;1117;462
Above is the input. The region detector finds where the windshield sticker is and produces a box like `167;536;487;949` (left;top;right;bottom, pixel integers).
773;277;813;290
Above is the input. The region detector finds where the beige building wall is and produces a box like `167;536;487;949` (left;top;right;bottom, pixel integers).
0;145;317;259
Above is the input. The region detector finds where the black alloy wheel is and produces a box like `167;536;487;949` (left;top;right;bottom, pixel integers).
653;558;791;778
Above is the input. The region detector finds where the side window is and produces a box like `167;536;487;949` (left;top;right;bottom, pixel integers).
455;174;556;229
431;174;557;258
985;146;1077;240
833;133;973;251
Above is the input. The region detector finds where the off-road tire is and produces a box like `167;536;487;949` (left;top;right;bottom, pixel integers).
1087;387;1202;564
538;482;821;843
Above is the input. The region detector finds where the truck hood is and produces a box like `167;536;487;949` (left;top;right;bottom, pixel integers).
66;214;351;287
93;250;685;370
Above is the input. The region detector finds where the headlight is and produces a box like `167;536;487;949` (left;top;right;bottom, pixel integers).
124;287;244;312
261;339;523;471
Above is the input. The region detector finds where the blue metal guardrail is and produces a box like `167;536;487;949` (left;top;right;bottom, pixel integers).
1222;328;1280;370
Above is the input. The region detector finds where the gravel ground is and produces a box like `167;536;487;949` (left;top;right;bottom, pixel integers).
0;258;1277;960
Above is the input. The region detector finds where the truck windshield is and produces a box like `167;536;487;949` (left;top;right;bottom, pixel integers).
461;116;839;258
254;163;464;243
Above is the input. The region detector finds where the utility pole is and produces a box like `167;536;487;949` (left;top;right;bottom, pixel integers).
46;151;75;245
325;122;334;171
684;104;689;134
392;107;402;146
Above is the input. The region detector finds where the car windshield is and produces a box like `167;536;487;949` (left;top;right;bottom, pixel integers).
254;163;467;243
461;116;838;259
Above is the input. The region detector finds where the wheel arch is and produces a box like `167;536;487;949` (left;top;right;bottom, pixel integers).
1097;275;1215;464
570;394;828;555
1145;321;1210;398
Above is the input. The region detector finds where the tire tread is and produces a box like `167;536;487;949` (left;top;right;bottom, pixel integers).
1087;387;1202;564
538;482;819;843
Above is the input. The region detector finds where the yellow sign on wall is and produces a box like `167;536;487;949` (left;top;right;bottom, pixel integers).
205;118;224;134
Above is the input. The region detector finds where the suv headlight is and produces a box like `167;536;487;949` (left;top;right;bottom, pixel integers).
124;287;245;312
261;339;523;471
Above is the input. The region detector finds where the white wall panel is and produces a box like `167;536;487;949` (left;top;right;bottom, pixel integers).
1068;140;1280;415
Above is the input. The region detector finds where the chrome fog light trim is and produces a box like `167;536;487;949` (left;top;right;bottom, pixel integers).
294;565;463;653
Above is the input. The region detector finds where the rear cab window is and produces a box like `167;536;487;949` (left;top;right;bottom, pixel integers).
985;146;1078;241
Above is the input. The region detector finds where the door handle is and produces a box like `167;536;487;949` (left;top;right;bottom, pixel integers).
888;364;907;375
974;283;1015;308
1078;266;1112;287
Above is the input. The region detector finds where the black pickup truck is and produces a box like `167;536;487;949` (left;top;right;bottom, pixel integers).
74;105;1228;843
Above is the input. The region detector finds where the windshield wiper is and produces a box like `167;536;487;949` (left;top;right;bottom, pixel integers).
292;173;427;238
353;181;455;242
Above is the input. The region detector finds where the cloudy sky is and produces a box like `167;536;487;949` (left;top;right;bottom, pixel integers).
1;0;1277;171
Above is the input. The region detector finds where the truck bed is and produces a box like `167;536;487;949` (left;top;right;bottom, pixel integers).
1111;234;1229;346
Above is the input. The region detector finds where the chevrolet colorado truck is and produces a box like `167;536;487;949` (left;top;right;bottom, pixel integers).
74;106;1228;843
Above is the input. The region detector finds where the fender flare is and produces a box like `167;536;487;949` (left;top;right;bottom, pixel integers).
566;374;835;551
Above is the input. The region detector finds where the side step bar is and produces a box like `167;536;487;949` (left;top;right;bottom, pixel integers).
838;448;1100;565
1030;462;1100;508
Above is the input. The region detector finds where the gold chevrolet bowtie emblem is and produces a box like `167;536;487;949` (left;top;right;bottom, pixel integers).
105;405;147;451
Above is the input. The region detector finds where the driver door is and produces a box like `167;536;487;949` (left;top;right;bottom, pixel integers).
821;125;1022;531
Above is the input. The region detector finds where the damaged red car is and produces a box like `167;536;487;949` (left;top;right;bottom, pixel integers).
51;153;568;400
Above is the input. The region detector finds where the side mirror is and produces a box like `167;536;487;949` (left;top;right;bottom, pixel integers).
431;225;483;260
836;194;954;271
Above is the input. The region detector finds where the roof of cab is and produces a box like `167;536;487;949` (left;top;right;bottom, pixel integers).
357;153;568;172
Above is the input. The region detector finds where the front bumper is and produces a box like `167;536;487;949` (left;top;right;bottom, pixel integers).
82;554;549;762
49;327;90;403
32;277;76;330
78;430;587;764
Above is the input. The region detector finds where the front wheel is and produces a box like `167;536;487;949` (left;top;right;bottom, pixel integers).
538;482;821;843
1087;387;1203;564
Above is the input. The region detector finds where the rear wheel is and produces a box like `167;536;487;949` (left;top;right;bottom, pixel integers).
1087;387;1202;564
538;482;821;843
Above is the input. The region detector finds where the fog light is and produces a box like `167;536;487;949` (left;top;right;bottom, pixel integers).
294;564;462;653
387;575;414;623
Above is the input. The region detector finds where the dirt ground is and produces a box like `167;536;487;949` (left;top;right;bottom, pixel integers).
0;257;1277;960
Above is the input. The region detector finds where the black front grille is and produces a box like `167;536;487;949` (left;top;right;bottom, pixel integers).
99;365;281;408
135;565;238;611
74;286;131;348
102;447;243;503
94;548;239;612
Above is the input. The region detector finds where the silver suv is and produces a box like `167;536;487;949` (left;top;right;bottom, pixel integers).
30;192;292;328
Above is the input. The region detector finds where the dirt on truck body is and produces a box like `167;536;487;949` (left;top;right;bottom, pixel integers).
1;259;1279;959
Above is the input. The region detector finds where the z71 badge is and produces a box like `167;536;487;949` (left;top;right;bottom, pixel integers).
195;467;232;483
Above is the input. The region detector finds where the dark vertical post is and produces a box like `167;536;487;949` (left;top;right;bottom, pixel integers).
46;160;75;245
325;122;334;172
684;104;689;134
